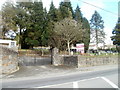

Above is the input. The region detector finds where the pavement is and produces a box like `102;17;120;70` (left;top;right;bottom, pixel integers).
1;64;118;82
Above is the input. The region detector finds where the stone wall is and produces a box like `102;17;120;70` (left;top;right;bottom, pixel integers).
78;55;118;68
63;55;78;68
53;55;118;68
0;46;19;74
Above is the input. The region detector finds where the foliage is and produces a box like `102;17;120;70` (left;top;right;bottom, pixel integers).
13;2;32;48
48;1;59;22
53;18;82;54
59;1;74;19
1;2;17;38
47;1;61;48
74;5;90;53
82;17;90;53
1;0;91;52
74;5;82;23
90;11;105;49
111;17;120;45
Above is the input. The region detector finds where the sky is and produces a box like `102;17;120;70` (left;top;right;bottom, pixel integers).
0;0;119;45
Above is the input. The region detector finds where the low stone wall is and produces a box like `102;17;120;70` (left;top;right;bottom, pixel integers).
78;55;118;68
53;55;118;68
62;55;78;67
0;46;19;74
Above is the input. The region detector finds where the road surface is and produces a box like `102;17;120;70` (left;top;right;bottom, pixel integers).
1;67;119;89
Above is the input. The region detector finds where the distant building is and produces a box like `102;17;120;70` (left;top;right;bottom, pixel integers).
76;43;84;53
71;43;116;54
89;43;97;50
104;44;116;49
71;43;84;54
0;39;17;48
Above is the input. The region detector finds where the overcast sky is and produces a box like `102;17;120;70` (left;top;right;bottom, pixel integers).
0;0;119;45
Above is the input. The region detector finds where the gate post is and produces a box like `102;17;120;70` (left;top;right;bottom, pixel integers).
51;47;60;66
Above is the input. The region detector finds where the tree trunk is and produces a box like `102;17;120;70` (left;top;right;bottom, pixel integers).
116;45;120;53
18;28;22;49
50;47;54;64
67;40;70;55
95;28;98;50
29;45;33;49
41;46;44;56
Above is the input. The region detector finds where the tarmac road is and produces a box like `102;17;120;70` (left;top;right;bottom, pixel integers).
2;66;119;88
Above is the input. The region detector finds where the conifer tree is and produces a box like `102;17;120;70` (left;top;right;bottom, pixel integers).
82;17;90;53
74;5;82;23
59;1;74;19
74;5;90;53
90;11;105;50
41;8;50;46
111;17;120;45
48;1;58;22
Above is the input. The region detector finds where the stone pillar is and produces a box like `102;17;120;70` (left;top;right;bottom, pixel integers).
52;47;60;66
1;46;19;74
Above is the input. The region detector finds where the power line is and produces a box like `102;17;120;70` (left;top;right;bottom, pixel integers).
78;0;118;17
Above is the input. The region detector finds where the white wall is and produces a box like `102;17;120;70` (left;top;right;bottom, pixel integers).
0;39;16;48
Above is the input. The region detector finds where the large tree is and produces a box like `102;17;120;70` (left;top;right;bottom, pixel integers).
48;1;75;50
22;1;50;49
53;18;82;55
90;11;105;49
1;2;17;39
48;1;61;48
111;17;120;46
48;1;59;22
74;5;82;23
82;17;90;53
15;2;33;49
15;1;50;49
59;1;74;19
2;1;50;49
74;5;90;53
0;11;2;39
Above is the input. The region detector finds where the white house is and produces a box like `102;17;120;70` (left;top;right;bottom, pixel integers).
89;43;97;50
71;43;85;54
0;39;16;48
